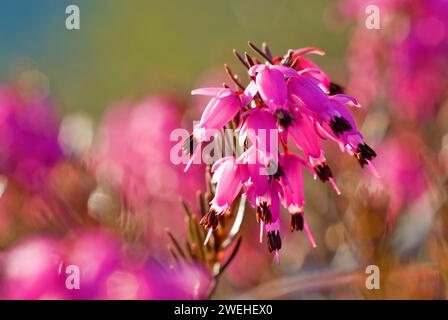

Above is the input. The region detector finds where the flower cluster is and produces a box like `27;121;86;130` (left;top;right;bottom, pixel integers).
186;42;377;259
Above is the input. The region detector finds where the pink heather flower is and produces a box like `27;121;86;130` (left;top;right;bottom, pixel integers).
287;75;331;120
287;113;335;183
210;156;243;215
279;153;305;216
290;47;332;92
317;96;377;174
187;43;377;259
369;131;430;224
240;108;278;165
191;87;242;142
248;64;288;111
201;156;243;243
279;153;317;247
237;146;271;196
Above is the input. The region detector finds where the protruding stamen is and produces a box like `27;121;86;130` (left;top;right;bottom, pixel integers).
355;143;377;168
275;250;280;264
182;134;198;156
259;221;264;244
303;217;317;248
275;109;294;129
256;202;272;224
200;209;219;230
359;143;377;158
329;82;345;95
267;230;282;253
329;177;342;195
270;162;285;182
314;162;333;182
290;213;304;232
329;116;352;137
204;228;213;246
184;145;202;172
366;160;380;178
290;56;301;69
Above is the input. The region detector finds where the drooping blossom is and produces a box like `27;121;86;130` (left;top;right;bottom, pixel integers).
192;87;241;142
186;42;377;259
200;155;243;244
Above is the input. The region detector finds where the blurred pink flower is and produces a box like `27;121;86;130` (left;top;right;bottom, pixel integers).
1;237;64;299
61;230;120;299
0;87;62;191
340;0;448;119
370;131;430;223
0;229;211;300
94;96;204;239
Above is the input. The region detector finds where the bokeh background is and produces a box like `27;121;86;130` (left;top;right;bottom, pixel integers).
0;0;447;299
0;0;345;117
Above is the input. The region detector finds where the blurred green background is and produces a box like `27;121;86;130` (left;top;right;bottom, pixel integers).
0;0;347;117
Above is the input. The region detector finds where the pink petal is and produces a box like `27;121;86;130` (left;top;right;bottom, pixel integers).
242;81;258;106
248;64;267;77
293;47;325;56
331;94;361;108
192;87;224;96
270;65;299;78
287;76;330;120
256;67;287;110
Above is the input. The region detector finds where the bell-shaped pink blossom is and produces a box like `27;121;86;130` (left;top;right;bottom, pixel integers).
209;156;243;215
287;75;331;121
279;153;305;214
240;108;279;166
237;146;271;197
318;97;377;174
192;87;241;142
249;64;288;111
265;218;282;263
288;113;322;160
200;156;244;245
288;113;340;193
